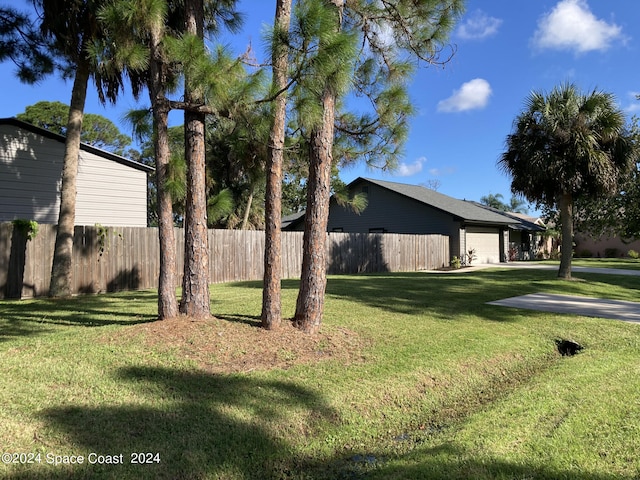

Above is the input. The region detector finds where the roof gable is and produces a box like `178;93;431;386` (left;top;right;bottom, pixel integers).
0;117;153;173
354;177;514;226
468;201;546;231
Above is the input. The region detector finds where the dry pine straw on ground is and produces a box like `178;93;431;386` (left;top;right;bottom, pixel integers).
105;316;368;374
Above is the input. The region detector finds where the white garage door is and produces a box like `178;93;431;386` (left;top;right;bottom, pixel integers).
466;227;500;264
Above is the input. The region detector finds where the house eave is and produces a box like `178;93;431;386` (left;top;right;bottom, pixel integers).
0;117;154;174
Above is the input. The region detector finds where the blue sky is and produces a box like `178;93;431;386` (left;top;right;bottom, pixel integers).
2;0;639;214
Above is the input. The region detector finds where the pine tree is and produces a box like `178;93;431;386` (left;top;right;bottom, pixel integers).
99;0;182;319
293;0;464;333
179;0;211;318
262;0;293;330
100;0;244;319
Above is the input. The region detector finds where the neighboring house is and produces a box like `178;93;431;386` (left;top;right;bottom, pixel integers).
574;232;640;258
0;117;152;227
284;177;539;264
281;211;305;230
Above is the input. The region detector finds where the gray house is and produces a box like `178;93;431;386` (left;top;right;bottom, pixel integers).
470;202;547;260
285;177;540;264
0;117;152;227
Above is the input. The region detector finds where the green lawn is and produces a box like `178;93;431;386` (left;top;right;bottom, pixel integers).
1;267;639;479
542;257;640;271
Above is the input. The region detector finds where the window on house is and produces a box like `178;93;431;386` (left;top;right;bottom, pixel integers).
369;227;386;233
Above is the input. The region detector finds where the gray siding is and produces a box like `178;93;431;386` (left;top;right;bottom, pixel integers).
0;124;62;223
76;150;148;227
0;123;148;227
327;182;460;236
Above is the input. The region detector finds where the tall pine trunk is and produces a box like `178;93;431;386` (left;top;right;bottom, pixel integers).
49;57;90;298
558;192;573;280
180;0;210;318
294;88;336;334
149;25;179;319
294;0;345;334
262;0;292;330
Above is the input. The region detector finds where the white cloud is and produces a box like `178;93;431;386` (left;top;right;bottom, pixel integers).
532;0;623;53
623;92;640;113
395;156;426;177
456;10;502;40
437;78;492;113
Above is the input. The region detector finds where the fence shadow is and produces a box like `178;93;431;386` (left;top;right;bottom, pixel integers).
21;366;338;479
322;267;640;324
2;227;32;299
327;233;390;274
106;266;141;293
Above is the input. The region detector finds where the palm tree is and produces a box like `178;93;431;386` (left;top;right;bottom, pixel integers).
499;83;636;279
508;196;529;214
480;193;507;211
29;0;134;298
479;193;528;213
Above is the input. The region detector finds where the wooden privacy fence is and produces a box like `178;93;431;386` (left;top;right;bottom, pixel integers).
0;223;449;299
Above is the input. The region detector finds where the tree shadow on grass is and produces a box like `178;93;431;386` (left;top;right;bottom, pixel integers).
223;269;637;325
7;366;337;480
0;291;158;342
321;269;639;323
321;270;544;321
227;272;552;323
303;441;631;480
18;365;631;480
214;313;262;327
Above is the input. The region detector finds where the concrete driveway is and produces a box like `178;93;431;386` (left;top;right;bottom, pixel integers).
485;262;640;323
488;293;640;323
495;261;640;277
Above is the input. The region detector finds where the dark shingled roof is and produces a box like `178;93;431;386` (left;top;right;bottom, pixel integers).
0;117;154;173
356;177;515;226
467;201;546;232
281;211;305;229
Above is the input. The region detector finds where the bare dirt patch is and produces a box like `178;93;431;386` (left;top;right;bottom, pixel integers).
116;316;368;374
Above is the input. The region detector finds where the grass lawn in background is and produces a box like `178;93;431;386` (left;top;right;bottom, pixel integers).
0;267;639;479
540;258;640;271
